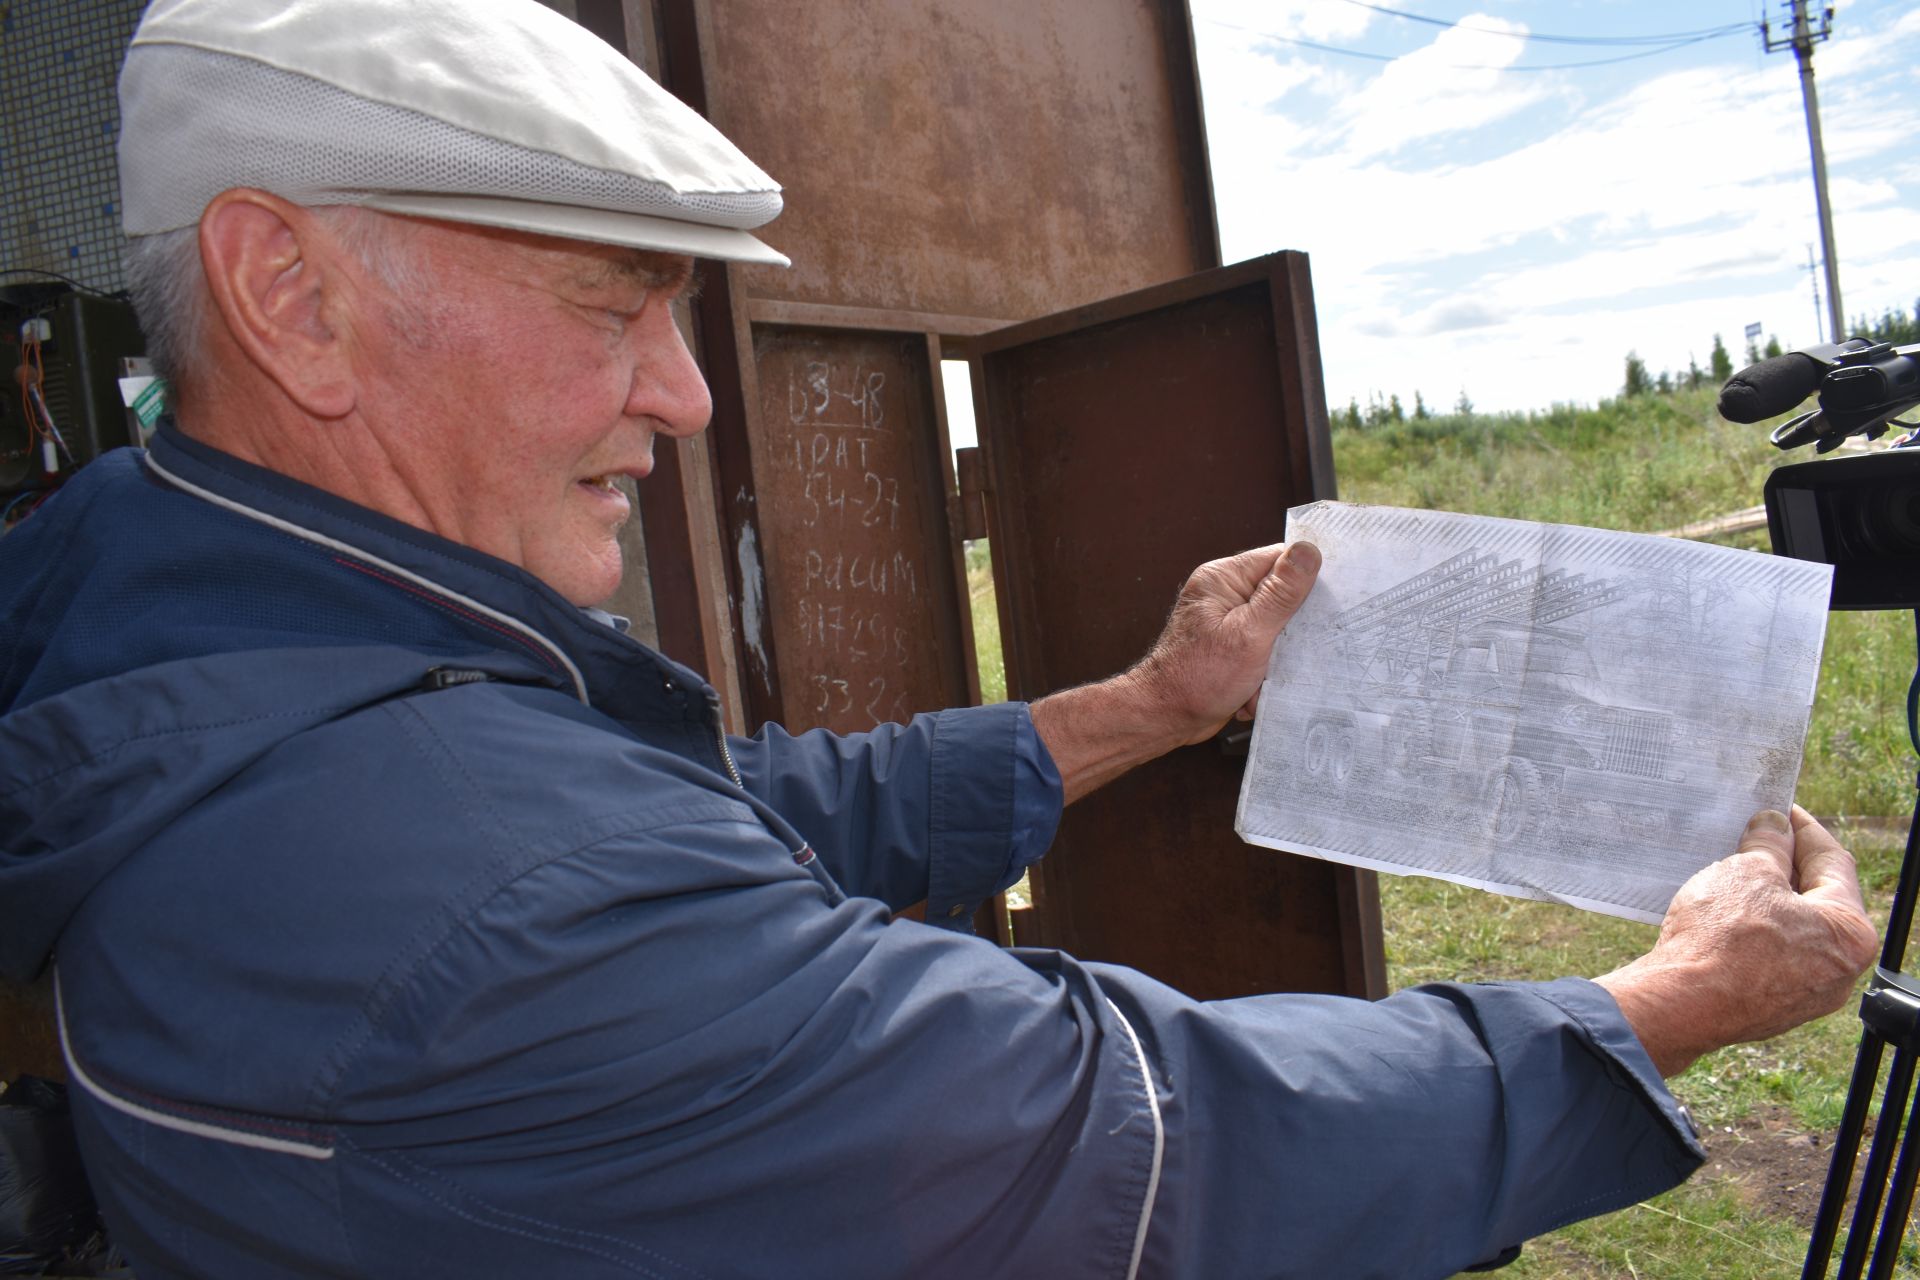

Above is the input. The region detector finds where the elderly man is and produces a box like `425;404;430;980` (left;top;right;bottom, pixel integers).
0;1;1878;1277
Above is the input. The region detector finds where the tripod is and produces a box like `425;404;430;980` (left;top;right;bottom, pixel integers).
1804;609;1920;1280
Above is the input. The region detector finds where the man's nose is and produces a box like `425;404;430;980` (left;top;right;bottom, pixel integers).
629;302;713;437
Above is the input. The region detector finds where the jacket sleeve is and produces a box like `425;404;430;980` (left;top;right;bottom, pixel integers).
322;801;1703;1280
1100;968;1705;1277
725;700;1062;923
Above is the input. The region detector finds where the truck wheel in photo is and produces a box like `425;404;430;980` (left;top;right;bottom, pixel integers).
1485;756;1542;844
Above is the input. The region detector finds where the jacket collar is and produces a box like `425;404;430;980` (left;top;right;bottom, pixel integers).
144;426;711;722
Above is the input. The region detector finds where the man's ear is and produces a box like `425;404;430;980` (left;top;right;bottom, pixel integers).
198;190;357;418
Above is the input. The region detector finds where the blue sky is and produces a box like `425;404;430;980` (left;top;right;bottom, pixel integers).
1188;0;1920;415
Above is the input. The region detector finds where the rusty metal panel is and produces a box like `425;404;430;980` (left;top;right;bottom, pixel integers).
972;251;1385;1001
674;0;1218;324
728;324;976;732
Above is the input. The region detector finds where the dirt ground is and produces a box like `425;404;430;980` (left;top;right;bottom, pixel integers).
1702;1103;1860;1231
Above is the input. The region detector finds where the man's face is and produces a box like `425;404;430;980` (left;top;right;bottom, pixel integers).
350;219;711;606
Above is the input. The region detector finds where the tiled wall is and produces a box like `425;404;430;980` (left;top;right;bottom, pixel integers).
0;0;147;293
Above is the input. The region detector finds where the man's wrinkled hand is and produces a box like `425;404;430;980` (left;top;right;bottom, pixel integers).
1031;540;1319;803
1128;541;1321;746
1596;807;1879;1077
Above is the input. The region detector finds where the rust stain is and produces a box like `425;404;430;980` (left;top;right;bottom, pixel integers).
703;0;1204;321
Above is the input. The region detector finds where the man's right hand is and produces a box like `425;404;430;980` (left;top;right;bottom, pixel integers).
1595;807;1879;1078
1030;541;1320;805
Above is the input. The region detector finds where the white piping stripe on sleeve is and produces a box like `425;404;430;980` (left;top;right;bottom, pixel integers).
142;453;590;704
1106;998;1164;1280
56;972;336;1162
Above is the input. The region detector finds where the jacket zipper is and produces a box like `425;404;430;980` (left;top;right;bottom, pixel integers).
706;688;744;787
717;724;743;788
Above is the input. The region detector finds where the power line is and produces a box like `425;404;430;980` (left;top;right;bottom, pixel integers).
1202;20;1747;71
1337;1;1750;47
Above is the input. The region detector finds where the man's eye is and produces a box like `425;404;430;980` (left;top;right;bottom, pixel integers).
594;299;649;326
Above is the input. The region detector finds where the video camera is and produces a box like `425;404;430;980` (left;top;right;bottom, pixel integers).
1729;335;1920;1279
1718;337;1920;610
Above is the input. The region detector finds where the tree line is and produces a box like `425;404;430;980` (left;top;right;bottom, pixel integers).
1334;388;1469;430
1331;299;1920;430
1620;298;1920;401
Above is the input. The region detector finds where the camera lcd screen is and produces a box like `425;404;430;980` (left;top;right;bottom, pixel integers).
1765;449;1920;611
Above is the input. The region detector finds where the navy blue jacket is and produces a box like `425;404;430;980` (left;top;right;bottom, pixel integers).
0;428;1704;1278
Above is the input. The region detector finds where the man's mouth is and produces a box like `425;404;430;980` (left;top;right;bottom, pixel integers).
581;474;623;492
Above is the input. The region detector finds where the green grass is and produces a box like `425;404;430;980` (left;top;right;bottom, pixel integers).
1334;390;1776;533
965;539;1007;705
1508;1187;1832;1280
960;386;1920;1275
1804;610;1919;818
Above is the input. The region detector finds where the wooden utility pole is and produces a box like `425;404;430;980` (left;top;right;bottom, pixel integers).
1765;1;1844;343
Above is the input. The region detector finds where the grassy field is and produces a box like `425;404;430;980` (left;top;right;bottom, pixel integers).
964;385;1920;1277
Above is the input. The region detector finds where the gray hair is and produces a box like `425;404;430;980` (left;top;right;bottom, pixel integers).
122;224;209;393
122;204;427;398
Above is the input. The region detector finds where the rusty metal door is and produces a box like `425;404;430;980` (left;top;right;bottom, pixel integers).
969;251;1386;1001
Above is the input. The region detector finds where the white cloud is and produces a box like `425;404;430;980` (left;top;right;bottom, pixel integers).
1821;2;1920;75
1197;28;1324;123
1193;0;1373;44
1415;297;1507;335
1193;0;1920;413
1332;15;1558;159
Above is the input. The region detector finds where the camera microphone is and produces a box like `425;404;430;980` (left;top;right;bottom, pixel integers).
1718;338;1880;424
1718;352;1831;423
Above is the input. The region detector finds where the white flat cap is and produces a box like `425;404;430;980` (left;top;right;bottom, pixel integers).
119;0;788;265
